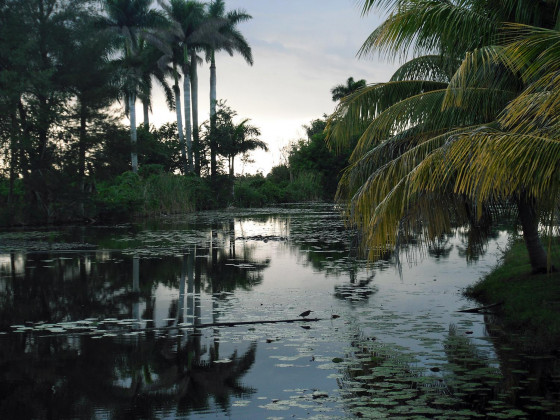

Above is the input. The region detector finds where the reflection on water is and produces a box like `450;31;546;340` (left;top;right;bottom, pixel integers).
0;204;558;419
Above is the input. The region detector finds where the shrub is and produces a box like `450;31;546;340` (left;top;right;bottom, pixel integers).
95;172;144;220
285;171;323;202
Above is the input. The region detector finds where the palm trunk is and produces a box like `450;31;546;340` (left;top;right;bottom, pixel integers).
183;59;193;173
229;155;235;199
210;51;217;117
8;109;18;205
517;195;551;273
129;92;138;173
78;99;87;218
36;94;49;170
17;100;29;180
210;51;217;182
173;73;187;175
142;99;150;129
190;51;200;176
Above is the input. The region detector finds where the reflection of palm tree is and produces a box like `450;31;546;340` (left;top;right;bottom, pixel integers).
120;337;257;413
132;254;140;320
427;234;453;259
334;273;377;302
177;342;257;412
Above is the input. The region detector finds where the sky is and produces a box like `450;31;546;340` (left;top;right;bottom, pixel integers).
149;0;398;174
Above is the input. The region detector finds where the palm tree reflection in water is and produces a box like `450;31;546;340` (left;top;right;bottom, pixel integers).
135;246;257;413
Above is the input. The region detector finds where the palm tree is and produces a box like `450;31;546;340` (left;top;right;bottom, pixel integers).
327;0;559;272
330;77;367;102
160;0;224;174
160;0;204;173
227;119;266;179
99;0;168;172
137;40;174;129
205;0;253;181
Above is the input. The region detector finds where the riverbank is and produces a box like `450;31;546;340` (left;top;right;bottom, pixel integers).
465;239;560;351
0;170;325;226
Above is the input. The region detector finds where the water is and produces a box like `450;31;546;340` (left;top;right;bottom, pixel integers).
0;204;558;419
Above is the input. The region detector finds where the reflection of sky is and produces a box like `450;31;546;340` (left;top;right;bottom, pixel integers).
148;0;398;174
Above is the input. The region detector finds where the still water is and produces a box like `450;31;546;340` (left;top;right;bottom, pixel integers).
0;204;558;419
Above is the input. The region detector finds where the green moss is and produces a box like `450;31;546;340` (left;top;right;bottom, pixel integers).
465;240;560;349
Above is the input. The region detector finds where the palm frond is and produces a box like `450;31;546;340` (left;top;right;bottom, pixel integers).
499;71;560;134
421;129;560;209
444;46;520;106
500;23;560;81
358;1;498;60
390;54;459;83
349;86;513;162
326;80;447;152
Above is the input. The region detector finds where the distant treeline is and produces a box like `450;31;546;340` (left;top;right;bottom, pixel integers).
0;0;352;225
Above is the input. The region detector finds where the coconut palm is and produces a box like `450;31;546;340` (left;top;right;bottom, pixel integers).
330;77;367;102
205;0;253;181
99;0;168;172
327;0;560;272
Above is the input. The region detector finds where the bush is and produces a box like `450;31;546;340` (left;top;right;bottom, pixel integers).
231;172;322;207
95;172;144;220
233;175;267;207
142;173;196;215
284;172;323;202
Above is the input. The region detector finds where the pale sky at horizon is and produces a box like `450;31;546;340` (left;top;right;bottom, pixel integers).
149;0;398;174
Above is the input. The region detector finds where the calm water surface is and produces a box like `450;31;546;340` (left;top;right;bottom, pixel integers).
1;204;558;419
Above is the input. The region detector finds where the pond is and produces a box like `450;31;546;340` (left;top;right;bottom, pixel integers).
0;204;559;419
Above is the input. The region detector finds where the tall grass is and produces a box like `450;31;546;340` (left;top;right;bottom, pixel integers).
141;174;197;215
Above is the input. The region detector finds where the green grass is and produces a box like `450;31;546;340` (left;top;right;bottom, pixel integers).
465;239;560;349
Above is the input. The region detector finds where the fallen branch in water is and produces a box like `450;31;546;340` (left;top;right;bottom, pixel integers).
36;317;323;338
457;302;504;313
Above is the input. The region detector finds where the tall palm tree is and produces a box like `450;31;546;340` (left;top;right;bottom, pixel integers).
160;0;203;173
160;0;224;174
205;0;253;181
327;0;559;272
99;0;168;172
330;77;366;102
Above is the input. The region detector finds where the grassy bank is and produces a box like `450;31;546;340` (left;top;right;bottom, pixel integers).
465;239;560;349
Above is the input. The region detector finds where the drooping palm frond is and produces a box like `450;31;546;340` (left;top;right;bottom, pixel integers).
443;46;521;107
358;1;498;60
336;124;489;203
359;0;401;16
424;129;560;209
499;71;560;134
390;54;459;83
500;23;560;81
336;0;560;269
351;86;513;162
327;80;447;151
